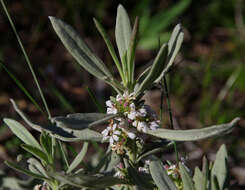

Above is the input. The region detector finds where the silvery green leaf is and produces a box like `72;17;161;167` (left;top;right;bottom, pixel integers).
202;156;209;188
179;163;195;190
3;118;41;150
146;118;240;141
211;144;228;190
52;113;117;130
5;161;49;180
49;16;124;93
127;16;139;82
101;151;121;173
27;158;49;178
52;172;127;188
40;132;53;159
49;16;111;79
67;142;89;174
127;164;154;189
155;24;184;83
193;167;206;190
10;99;103;142
0;170;38;190
21;144;50;164
135;44;168;98
115;4;132;61
149;156;177;190
93;18;124;81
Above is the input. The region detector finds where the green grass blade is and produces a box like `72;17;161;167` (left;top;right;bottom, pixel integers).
0;0;51;118
0;61;44;114
86;86;105;113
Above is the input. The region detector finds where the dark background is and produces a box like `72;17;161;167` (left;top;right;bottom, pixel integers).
0;0;244;186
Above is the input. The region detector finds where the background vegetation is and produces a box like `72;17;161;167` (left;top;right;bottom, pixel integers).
0;0;244;187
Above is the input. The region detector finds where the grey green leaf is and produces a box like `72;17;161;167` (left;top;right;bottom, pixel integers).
3;118;41;150
179;163;195;190
115;4;132;62
146;117;240;141
67;142;89;174
211;144;228;190
149;156;178;190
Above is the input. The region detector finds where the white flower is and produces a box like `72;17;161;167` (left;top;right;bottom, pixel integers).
114;171;124;178
129;103;136;110
101;124;121;145
122;91;136;101
132;120;137;127
127;131;136;139
101;127;110;142
116;94;123;101
138;167;149;173
137;121;148;133
149;121;159;130
106;100;118;114
137;108;147;117
128;111;137;120
106;100;113;107
107;107;117;114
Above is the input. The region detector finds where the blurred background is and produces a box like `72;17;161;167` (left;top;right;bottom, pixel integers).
0;0;244;187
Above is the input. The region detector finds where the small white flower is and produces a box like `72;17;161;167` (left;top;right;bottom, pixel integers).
137;108;147;117
129;103;136;110
132;120;137;127
114;171;123;178
144;160;150;165
106;100;113;107
128;111;137;120
116;94;123;101
122;91;136;101
138;167;149;173
149;121;159;130
137;121;148;133
107;107;117;114
127;131;136;139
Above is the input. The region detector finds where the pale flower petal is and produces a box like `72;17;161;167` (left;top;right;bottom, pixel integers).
106;100;113;107
128;111;137;120
127;132;136;139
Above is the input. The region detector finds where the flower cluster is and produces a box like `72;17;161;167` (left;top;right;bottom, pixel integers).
101;91;160;154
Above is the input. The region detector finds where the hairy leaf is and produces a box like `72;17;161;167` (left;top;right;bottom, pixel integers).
21;144;50;164
146;118;240;141
135;44;168;98
211;144;228;190
149;156;177;190
3;118;41;150
179;163;195;190
5;161;49;180
115;4;132;61
67;142;89;173
10;99;103;142
52;113;117;130
193;167;206;190
49;16;124;93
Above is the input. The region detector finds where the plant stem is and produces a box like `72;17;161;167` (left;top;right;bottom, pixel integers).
162;76;179;163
